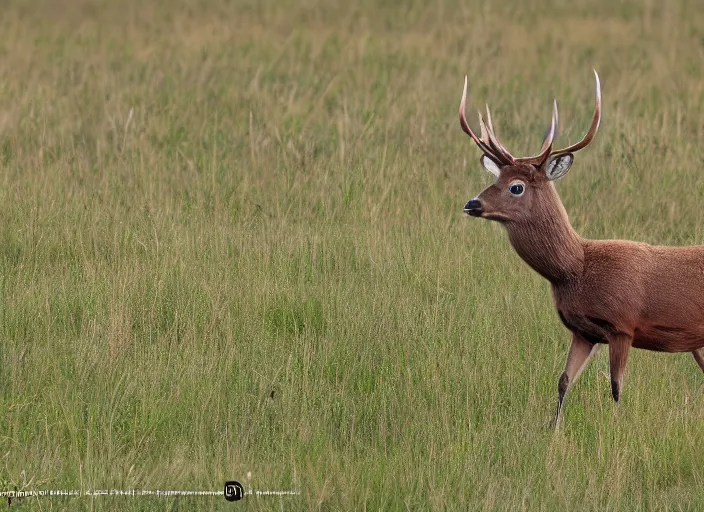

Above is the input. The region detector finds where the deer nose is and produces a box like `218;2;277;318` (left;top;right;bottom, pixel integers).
464;199;482;217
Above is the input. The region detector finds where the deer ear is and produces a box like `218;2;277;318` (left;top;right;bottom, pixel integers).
544;153;574;181
480;154;501;177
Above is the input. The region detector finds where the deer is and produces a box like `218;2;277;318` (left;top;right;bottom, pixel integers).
459;70;704;425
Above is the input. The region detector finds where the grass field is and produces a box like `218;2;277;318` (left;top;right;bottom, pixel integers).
1;0;703;509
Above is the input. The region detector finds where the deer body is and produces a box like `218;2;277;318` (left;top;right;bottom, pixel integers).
458;71;704;424
555;241;704;353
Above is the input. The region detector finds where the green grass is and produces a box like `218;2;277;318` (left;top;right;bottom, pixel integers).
0;0;703;509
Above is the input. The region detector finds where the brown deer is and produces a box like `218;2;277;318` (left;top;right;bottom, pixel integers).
459;71;704;425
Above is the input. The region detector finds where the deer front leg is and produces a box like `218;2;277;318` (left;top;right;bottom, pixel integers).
554;333;600;426
608;334;633;403
692;348;704;373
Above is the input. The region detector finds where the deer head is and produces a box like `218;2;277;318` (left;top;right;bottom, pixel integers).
461;71;602;224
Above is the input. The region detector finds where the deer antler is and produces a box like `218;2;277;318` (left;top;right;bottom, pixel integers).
515;100;558;166
482;104;516;164
459;76;514;166
459;70;602;168
549;69;602;157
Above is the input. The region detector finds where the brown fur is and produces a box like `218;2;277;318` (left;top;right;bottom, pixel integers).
468;163;704;422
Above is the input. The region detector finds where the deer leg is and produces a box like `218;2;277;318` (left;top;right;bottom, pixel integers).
608;334;633;403
693;348;704;373
554;334;599;426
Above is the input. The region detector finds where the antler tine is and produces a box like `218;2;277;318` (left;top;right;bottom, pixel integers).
541;101;558;159
477;113;493;145
484;103;516;164
477;114;495;151
540;100;559;153
459;76;508;164
479;112;512;164
477;109;503;157
517;99;558;165
551;69;602;156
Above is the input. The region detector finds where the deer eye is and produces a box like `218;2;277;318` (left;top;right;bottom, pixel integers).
508;181;525;196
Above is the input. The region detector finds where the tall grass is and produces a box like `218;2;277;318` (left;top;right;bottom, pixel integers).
0;0;703;509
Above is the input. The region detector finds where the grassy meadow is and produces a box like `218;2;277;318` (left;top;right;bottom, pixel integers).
0;0;704;509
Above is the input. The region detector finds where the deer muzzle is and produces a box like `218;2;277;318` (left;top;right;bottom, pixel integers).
464;199;483;217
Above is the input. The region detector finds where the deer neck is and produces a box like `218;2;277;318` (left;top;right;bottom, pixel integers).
505;185;584;284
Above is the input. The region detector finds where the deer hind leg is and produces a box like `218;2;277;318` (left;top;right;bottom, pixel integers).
554;333;600;427
608;334;633;403
693;348;704;373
